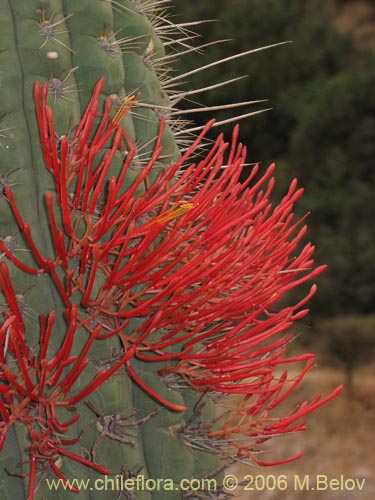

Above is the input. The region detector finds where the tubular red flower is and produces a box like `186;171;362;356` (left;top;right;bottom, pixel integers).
0;262;118;484
0;78;341;486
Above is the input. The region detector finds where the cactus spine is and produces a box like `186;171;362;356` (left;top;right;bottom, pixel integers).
0;1;341;499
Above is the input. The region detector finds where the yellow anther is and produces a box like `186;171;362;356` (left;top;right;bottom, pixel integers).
155;201;196;224
112;95;138;125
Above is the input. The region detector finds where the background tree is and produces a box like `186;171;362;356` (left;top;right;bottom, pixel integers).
318;315;375;390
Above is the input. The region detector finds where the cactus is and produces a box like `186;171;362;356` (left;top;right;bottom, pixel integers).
0;1;342;499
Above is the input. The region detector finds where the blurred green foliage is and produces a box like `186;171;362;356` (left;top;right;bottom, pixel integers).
173;0;375;317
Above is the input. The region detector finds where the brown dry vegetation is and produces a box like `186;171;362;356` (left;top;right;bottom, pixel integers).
229;365;375;499
332;1;375;50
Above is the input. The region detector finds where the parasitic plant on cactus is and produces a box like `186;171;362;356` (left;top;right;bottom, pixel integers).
0;1;342;499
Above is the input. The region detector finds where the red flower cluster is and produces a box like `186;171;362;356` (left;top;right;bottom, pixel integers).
0;262;110;496
0;78;342;492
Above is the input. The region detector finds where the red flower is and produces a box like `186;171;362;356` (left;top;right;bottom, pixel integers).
0;262;111;497
0;78;342;484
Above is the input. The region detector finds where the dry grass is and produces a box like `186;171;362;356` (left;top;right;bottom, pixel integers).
229;365;375;499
